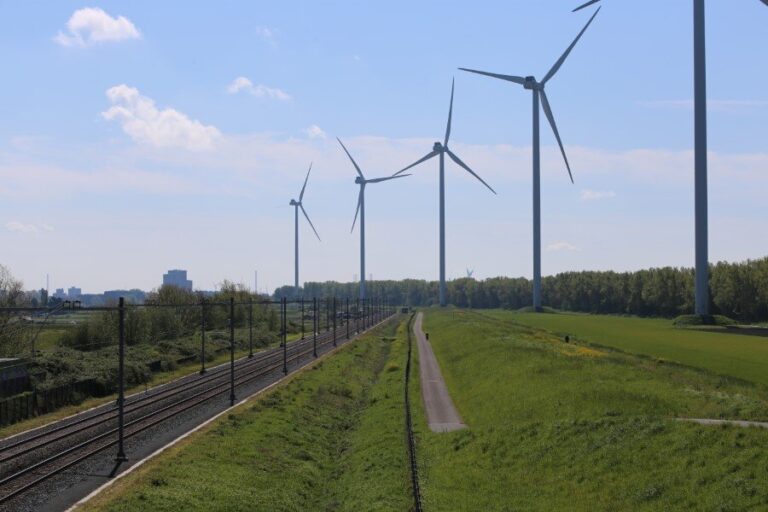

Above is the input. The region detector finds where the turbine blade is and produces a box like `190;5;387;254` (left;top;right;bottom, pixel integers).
351;185;364;233
445;149;496;195
760;0;768;6
458;68;526;85
299;162;312;201
572;0;601;12
300;204;321;241
542;7;600;85
337;137;364;179
444;78;455;146
540;90;574;183
393;150;439;176
366;174;411;184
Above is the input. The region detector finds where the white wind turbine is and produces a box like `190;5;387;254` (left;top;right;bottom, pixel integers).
337;138;410;300
288;164;321;293
394;79;497;307
460;8;599;311
573;0;768;318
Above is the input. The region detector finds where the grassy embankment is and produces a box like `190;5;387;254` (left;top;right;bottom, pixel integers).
415;309;768;511
79;316;412;512
498;310;768;385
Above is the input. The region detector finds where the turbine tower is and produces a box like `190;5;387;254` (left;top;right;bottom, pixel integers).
460;9;599;311
394;79;496;307
572;0;767;318
337;138;410;300
288;163;321;294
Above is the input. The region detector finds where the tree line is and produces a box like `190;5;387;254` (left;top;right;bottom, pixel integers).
289;257;768;322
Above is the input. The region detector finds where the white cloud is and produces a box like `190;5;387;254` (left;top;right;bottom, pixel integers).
101;85;221;151
547;241;580;252
5;221;53;234
580;189;616;201
304;125;327;140
255;26;279;45
54;8;140;47
226;77;291;101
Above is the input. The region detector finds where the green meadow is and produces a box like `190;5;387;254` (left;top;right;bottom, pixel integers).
493;310;768;385
416;309;768;511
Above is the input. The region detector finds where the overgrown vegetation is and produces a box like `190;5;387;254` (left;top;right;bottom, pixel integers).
415;309;768;511
80;317;412;512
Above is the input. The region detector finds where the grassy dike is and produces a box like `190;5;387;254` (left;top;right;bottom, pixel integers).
80;317;413;512
416;309;768;511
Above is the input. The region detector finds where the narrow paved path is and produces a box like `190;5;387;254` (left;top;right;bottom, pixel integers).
676;418;768;429
414;312;466;433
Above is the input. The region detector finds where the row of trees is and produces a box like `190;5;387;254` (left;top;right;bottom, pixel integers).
295;257;768;322
60;282;281;351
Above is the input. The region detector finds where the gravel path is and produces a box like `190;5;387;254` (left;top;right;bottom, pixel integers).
414;312;465;433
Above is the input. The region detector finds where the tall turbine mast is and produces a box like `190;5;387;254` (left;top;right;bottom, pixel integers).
572;0;768;319
395;79;496;307
288;163;320;295
338;138;409;300
460;9;599;311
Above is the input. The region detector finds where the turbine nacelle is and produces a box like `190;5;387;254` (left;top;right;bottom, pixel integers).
433;141;444;152
354;176;365;185
523;76;540;90
289;199;299;206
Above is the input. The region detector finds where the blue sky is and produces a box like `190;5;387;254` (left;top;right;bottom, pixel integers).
1;1;766;293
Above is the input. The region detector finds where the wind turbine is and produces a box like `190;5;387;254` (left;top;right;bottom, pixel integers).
573;0;767;318
394;79;497;307
288;163;321;294
459;8;599;312
337;138;410;300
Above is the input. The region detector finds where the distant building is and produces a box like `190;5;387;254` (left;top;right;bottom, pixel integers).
162;269;193;291
68;287;82;299
54;288;66;299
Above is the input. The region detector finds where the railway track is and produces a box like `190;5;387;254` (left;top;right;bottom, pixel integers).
0;311;392;509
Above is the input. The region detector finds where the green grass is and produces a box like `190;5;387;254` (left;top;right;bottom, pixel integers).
487;310;768;385
80;317;412;512
414;309;768;511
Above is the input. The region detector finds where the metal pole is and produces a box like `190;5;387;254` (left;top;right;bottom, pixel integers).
301;297;305;339
326;298;330;332
346;297;350;339
294;205;299;291
248;299;253;358
282;298;288;374
313;297;318;357
360;190;366;301
693;0;709;317
356;298;360;333
229;297;236;406
200;298;206;375
333;297;337;347
532;88;542;311
116;297;127;462
439;151;447;307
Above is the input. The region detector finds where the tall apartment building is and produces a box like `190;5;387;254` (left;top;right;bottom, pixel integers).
162;269;193;291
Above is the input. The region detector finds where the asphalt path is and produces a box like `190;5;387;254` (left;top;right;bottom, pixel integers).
414;312;466;433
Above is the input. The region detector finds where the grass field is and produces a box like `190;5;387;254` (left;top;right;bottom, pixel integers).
487;310;768;386
79;317;412;512
416;309;768;511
